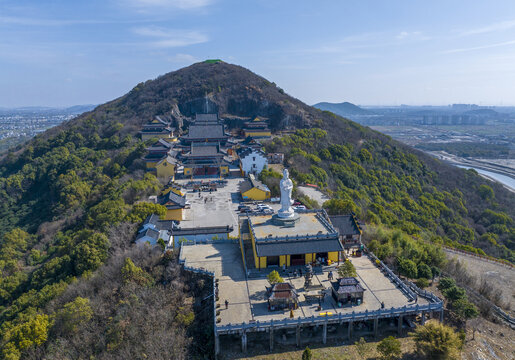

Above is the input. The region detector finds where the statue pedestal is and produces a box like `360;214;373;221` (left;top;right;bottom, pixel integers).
272;213;300;227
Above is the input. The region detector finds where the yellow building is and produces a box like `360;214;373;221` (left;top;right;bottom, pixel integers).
145;158;160;169
155;156;177;180
242;118;272;138
140;117;175;141
240;174;271;201
241;210;343;269
161;183;184;197
243;129;272;138
158;191;187;221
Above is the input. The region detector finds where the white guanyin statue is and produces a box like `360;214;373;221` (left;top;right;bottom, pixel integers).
278;169;294;218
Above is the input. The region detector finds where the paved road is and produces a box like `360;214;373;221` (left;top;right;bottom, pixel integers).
297;186;330;207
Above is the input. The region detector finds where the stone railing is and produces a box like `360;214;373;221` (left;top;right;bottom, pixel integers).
216;302;443;334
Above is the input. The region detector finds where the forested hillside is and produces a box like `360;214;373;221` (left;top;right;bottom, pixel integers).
0;61;513;358
263;124;514;262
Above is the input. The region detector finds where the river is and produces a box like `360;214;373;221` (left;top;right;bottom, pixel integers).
456;165;515;191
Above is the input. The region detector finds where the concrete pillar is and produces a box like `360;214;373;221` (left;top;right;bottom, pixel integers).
269;327;274;352
215;332;220;356
296;325;301;347
323;321;327;344
398;315;403;335
421;312;426;325
348;321;353;339
373;318;379;338
241;331;247;353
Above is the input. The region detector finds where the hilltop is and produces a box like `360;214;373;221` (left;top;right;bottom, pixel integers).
0;61;514;358
2;60;514;258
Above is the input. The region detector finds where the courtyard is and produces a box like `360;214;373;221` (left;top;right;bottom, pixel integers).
180;243;426;326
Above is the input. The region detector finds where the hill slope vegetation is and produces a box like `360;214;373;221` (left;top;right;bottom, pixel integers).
0;61;513;358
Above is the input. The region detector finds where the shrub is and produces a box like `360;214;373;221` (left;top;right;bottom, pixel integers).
54;297;93;334
337;260;357;278
267;270;283;285
355;337;372;358
442;286;466;303
302;347;313;360
417;263;432;279
121;258;153;286
452;298;479;321
416;278;430;289
377;336;402;360
397;258;418;279
438;277;456;291
411;321;463;360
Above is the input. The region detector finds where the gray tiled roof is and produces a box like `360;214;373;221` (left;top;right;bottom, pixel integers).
172;225;233;236
331;277;365;294
143;213;160;226
185;124;226;139
237;146;265;159
190;145;221;157
157;220;179;231
255;237;343;257
158;191;186;209
136;227;160;241
195;113;218;123
329;215;361;236
240;175;269;194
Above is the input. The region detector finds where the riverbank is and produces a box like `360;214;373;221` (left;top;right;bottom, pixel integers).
424;151;515;192
456;165;515;192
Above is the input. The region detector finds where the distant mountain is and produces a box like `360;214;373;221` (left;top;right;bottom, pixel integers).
0;104;96;115
64;104;97;114
313;101;373;116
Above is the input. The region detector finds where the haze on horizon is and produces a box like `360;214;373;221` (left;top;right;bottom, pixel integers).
1;0;515;108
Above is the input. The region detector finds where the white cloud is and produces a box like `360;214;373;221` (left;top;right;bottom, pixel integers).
459;19;515;36
132;26;208;47
166;53;197;62
395;31;430;41
396;31;409;40
0;15;100;26
123;0;213;10
442;40;515;54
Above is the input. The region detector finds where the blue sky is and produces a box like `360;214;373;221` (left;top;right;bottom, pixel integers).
2;0;515;107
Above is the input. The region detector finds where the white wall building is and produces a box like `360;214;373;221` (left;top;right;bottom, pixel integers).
238;147;268;176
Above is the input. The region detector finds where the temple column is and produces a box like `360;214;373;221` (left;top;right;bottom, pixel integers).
241;331;247;352
269;327;274;351
296;325;301;347
323;321;327;344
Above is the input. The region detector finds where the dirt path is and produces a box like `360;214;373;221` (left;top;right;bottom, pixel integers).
444;249;515;312
297;186;330;206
